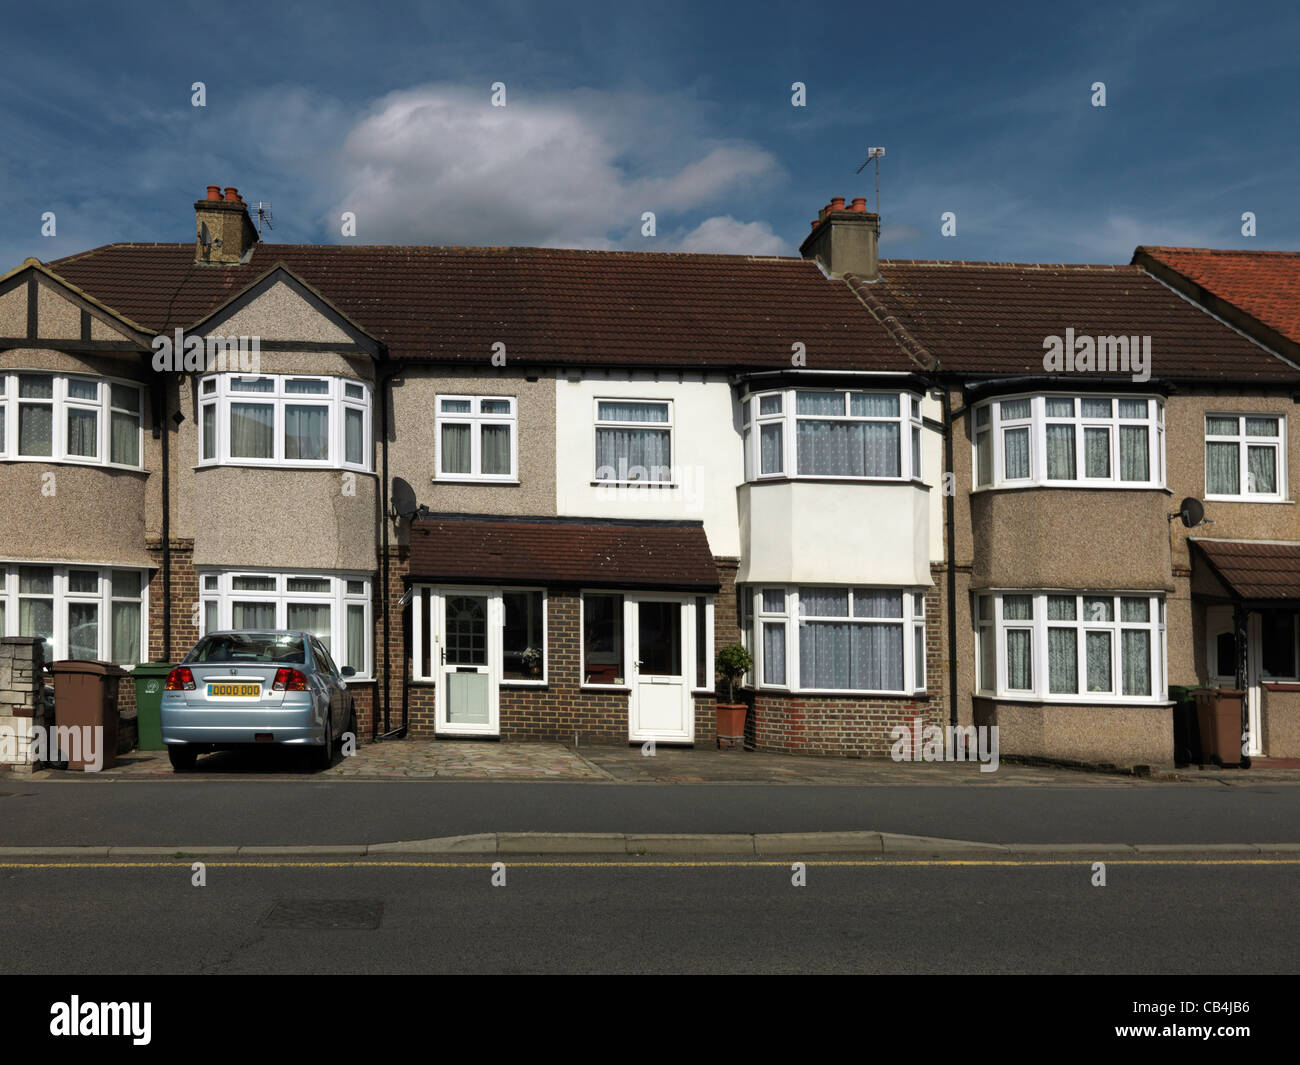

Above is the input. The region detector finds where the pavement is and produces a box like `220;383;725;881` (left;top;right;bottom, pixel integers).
26;738;1300;785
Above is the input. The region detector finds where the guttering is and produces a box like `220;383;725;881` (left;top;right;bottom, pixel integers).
940;385;958;729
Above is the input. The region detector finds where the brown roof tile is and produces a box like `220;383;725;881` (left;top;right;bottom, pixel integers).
406;515;720;590
48;243;914;372
854;260;1297;382
1191;539;1300;600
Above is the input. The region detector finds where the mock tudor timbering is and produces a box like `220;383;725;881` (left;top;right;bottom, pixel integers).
2;185;1299;766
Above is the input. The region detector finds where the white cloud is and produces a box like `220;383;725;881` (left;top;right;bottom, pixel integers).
315;85;781;248
676;215;790;255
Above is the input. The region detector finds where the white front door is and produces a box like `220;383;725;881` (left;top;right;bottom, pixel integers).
628;595;693;742
437;591;499;735
1206;606;1262;756
1245;613;1265;757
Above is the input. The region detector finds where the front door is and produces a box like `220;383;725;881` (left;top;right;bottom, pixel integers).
437;592;498;735
1206;605;1262;756
629;596;693;742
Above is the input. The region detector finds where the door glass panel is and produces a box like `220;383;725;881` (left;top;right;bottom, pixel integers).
445;596;487;666
447;672;490;724
638;601;681;677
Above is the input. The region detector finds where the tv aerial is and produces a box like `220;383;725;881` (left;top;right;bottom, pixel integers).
251;202;273;236
855;147;886;214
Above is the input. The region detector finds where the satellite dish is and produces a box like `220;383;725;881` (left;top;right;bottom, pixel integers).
1178;497;1205;528
198;221;212;248
390;478;420;521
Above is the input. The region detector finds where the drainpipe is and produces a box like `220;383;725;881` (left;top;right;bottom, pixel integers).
941;385;959;729
155;376;172;661
375;359;407;740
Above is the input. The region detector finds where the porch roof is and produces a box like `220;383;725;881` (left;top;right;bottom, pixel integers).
1190;539;1300;600
406;514;720;592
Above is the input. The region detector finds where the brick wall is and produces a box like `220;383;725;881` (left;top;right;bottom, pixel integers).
146;538;199;663
0;637;50;772
747;580;946;757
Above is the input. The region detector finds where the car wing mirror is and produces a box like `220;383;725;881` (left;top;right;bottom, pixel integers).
340;666;356;678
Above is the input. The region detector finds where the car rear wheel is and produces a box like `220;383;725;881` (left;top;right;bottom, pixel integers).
168;747;198;773
308;715;334;772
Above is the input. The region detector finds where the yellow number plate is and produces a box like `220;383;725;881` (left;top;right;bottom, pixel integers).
208;683;261;697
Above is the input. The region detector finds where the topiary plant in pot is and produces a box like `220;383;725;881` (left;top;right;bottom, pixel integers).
714;644;753;744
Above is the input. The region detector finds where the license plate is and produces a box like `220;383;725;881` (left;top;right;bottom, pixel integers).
208;683;261;698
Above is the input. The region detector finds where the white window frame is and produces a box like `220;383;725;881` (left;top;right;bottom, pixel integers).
972;393;1165;490
409;585;548;686
0;562;149;666
748;585;926;696
196;374;372;472
434;395;518;482
973;590;1166;704
0;372;144;470
740;389;923;483
1204;413;1287;502
197;569;372;679
593;399;673;484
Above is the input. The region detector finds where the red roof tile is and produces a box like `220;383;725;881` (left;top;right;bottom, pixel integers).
854;260;1296;382
1136;246;1300;347
48;243;915;372
406;515;720;590
1191;539;1300;600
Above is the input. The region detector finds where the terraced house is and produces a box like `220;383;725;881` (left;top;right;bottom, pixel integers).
0;186;1296;768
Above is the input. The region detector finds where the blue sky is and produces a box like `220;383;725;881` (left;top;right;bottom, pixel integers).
2;0;1297;268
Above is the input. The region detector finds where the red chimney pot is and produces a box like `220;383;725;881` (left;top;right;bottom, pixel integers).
851;197;867;213
205;185;221;201
830;196;846;211
223;186;239;203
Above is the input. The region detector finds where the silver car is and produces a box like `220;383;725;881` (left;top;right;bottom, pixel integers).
160;630;357;773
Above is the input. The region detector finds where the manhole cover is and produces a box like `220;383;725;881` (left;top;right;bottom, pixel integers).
259;899;384;929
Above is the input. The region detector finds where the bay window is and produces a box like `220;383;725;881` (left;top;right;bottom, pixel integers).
1205;414;1285;500
741;389;923;482
198;570;372;678
197;374;372;471
0;563;148;665
974;591;1165;702
0;373;143;468
748;585;926;694
436;396;517;481
973;394;1163;488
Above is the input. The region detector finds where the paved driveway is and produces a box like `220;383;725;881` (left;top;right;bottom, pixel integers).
27;740;1300;785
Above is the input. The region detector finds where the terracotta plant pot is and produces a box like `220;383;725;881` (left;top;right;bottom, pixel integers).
716;703;747;738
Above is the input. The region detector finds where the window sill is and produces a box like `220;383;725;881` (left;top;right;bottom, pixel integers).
972;482;1168;493
433;477;520;486
1262;682;1300;692
590;481;677;488
0;456;146;473
1204;496;1293;505
581;683;630;692
755;686;928;698
746;476;925;488
501;679;546;687
195;461;374;474
975;691;1167;705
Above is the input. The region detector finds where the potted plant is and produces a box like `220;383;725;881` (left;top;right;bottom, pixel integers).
714;644;753;743
521;646;542;678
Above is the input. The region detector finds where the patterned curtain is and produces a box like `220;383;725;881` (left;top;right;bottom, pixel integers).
796;421;899;476
1121;630;1151;696
1206;442;1239;494
1086;631;1112;691
759;424;783;474
763;622;785;684
1119;425;1149;481
1003;428;1030;479
1005;630;1031;689
1045;425;1075;479
1084;427;1110;477
1247;446;1276;494
595;428;670;479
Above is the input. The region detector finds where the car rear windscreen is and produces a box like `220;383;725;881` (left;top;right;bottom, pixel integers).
187;633;306;664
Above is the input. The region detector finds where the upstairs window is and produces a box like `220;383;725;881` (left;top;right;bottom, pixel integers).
0;373;142;469
1205;414;1285;500
972;394;1163;489
198;374;371;472
741;389;923;483
594;400;672;483
436;396;517;481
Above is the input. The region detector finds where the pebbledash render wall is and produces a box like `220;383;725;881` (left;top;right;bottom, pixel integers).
746;577;945;757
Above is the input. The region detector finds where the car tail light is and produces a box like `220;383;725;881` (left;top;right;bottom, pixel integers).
272;668;309;692
165;667;196;691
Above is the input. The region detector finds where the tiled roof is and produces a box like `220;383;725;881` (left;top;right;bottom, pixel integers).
406;515;720;590
1191;539;1300;600
1135;246;1300;347
854;260;1296;382
47;243;916;371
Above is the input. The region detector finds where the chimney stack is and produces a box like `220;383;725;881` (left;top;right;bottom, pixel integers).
194;183;259;265
799;196;880;280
